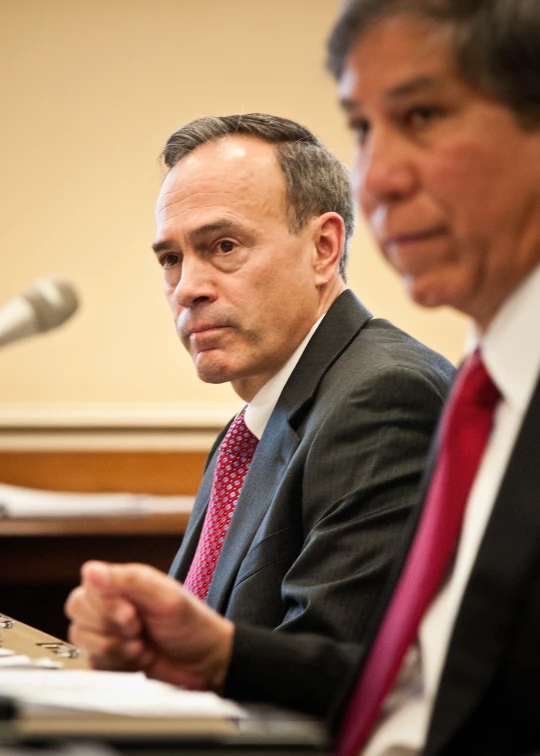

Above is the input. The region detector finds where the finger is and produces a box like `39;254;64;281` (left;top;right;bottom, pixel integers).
68;624;151;671
77;561;144;636
65;584;142;639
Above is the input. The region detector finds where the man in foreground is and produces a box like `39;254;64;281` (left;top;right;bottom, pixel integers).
67;112;452;664
326;1;540;753
68;2;540;746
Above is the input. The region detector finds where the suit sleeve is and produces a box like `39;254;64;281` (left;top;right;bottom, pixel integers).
224;623;363;719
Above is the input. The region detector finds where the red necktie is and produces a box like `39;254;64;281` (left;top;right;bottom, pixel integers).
336;350;501;756
184;410;258;601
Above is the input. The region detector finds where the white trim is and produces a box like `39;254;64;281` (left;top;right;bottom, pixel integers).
0;430;220;451
0;403;241;430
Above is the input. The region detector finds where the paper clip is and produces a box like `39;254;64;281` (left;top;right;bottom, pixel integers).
36;641;80;659
0;614;15;629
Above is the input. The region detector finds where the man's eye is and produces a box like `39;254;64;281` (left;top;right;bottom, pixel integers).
348;118;370;146
217;240;236;254
405;106;443;129
160;254;179;268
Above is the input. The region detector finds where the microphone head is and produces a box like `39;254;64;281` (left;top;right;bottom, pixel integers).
23;277;79;333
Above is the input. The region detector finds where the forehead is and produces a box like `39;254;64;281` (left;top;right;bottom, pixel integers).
156;135;288;229
339;16;457;105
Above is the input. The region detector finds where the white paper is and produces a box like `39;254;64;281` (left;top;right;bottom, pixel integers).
0;654;61;669
0;482;194;518
0;669;247;719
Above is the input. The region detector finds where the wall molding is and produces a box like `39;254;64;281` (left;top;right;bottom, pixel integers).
0;403;241;451
0;403;242;429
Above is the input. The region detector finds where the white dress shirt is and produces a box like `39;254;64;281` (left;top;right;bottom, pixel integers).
242;316;323;440
363;263;540;755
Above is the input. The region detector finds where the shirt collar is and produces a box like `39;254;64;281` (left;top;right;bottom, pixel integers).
244;316;324;440
477;263;540;416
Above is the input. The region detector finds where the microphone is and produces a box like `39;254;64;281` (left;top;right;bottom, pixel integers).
0;277;79;348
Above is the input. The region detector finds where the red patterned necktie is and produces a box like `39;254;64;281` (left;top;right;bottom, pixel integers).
184;410;258;601
336;349;501;756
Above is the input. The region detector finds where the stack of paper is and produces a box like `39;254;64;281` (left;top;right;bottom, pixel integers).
0;669;247;719
0;648;61;669
0;482;194;518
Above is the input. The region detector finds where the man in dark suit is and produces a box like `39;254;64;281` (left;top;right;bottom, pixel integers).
66;112;452;651
170;287;451;639
323;1;540;752
66;3;540;754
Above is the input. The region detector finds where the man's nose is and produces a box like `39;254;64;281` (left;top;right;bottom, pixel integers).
174;256;216;309
355;128;418;213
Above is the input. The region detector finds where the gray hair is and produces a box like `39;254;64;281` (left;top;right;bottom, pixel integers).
161;114;356;279
328;0;540;129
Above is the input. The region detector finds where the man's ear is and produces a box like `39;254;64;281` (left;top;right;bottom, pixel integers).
312;212;345;284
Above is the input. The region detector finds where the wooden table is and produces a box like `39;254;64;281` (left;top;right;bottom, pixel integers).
0;612;89;669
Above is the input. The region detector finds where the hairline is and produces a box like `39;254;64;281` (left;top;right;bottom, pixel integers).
163;132;316;226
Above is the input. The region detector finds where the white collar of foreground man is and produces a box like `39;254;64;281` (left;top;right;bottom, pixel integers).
467;261;540;416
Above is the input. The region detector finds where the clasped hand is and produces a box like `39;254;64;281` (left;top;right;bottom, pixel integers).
65;561;234;692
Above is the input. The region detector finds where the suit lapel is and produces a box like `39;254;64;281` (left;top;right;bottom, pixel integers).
425;373;540;755
205;290;373;612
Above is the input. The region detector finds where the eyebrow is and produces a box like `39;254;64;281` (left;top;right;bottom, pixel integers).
385;75;444;100
152;240;174;254
152;220;240;255
189;220;238;245
340;75;445;111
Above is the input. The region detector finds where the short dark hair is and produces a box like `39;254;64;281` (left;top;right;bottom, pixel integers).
161;114;356;279
328;0;540;128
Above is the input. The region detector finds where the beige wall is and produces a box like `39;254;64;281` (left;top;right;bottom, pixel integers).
0;0;467;436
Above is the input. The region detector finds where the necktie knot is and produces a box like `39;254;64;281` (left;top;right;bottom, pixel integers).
455;349;500;411
220;412;259;460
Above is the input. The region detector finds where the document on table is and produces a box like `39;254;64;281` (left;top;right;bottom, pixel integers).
0;482;194;518
0;669;247;719
0;647;61;669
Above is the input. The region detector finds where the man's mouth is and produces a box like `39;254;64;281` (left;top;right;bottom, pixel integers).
189;324;222;336
186;324;231;349
382;226;448;250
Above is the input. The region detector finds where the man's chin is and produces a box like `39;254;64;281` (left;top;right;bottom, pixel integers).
193;356;234;385
405;273;452;310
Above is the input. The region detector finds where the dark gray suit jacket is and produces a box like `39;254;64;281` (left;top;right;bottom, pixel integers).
171;290;454;647
226;364;540;756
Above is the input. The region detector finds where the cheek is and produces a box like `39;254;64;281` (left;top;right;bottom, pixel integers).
165;289;185;322
427;142;499;225
164;287;176;311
